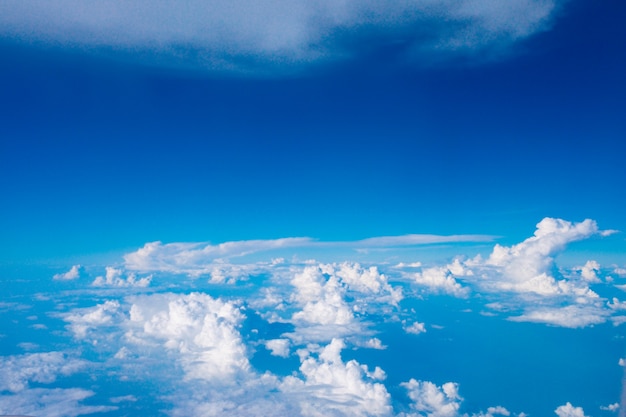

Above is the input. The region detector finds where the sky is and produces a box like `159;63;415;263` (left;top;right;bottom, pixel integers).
0;1;626;416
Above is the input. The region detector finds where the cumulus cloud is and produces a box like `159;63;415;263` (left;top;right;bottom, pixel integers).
554;402;588;417
404;321;427;335
401;379;462;417
0;1;562;72
285;262;402;343
53;265;81;281
577;260;602;283
410;259;471;297
484;218;605;295
281;338;392;417
92;266;152;288
265;338;291;358
125;293;250;383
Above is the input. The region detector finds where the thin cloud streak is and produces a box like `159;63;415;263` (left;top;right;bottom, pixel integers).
0;0;562;72
123;233;497;272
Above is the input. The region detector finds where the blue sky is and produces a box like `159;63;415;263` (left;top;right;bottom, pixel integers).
1;0;624;263
1;1;626;416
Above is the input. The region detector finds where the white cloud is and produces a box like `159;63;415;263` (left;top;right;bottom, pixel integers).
125;293;250;383
281;338;392;416
484;218;604;295
92;266;152;288
124;238;312;275
554;402;589;417
577;260;601;283
411;260;471;298
64;299;124;339
0;388;116;417
53;265;81;281
365;338;386;350
600;403;619;412
0;352;87;393
265;338;291;358
0;1;561;71
401;379;462;417
123;236;494;278
475;406;511;417
509;304;609;328
404;321;427;335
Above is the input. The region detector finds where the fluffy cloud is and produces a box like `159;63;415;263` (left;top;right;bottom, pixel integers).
0;1;561;71
92;266;152;288
484;218;606;295
410;259;471;297
53;265;81;281
265;338;291;358
0;352;87;392
285;262;402;343
404;321;427;335
281;338;392;417
554;402;588;417
126;293;250;383
401;379;462;417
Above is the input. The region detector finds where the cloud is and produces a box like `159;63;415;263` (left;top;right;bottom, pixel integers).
125;293;250;383
600;403;619;412
509;304;609;328
285;262;402;343
409;259;472;297
0;352;87;393
123;235;495;277
577;260;602;283
265;338;291;358
53;265;81;281
281;338;392;417
0;388;116;417
554;402;589;417
403;321;427;335
0;1;562;72
401;379;462;417
484;218;605;295
92;266;152;288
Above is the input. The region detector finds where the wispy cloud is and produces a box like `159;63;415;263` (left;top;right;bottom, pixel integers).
123;234;495;275
0;0;562;72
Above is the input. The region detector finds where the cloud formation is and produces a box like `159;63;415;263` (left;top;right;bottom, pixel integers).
0;0;562;71
53;265;81;281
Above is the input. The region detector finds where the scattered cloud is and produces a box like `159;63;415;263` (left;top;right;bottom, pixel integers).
0;352;87;393
404;321;427;335
554;402;589;417
401;379;462;417
53;265;82;281
92;266;152;288
281;338;392;417
600;403;619;412
265;338;291;358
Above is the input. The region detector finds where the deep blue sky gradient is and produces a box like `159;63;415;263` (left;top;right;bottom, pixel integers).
1;0;624;263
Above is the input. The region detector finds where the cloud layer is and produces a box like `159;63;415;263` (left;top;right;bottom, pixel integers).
0;0;562;71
